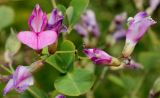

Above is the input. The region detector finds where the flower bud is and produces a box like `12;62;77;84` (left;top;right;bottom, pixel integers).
83;48;121;66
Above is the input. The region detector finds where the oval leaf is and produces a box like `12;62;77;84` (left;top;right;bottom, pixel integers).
54;68;95;96
68;0;89;25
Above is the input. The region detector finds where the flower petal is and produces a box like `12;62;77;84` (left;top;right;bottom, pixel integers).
133;12;148;22
28;4;47;32
83;48;112;65
38;30;57;49
17;31;38;50
47;9;64;33
3;79;14;96
13;66;34;93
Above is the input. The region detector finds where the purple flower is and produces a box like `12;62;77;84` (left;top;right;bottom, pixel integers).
83;48;121;66
17;4;57;50
74;24;88;37
55;94;65;98
74;10;100;37
112;29;126;42
3;66;34;95
113;12;127;30
107;12;127;45
122;12;156;57
47;9;67;34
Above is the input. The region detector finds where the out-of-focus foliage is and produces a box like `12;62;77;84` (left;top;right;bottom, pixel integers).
0;0;160;98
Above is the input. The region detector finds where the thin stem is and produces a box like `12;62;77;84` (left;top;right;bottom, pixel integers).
92;67;108;91
51;0;57;8
8;61;14;73
28;88;41;98
0;64;12;74
55;50;76;54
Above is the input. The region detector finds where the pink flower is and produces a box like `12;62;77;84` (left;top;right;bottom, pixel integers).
122;12;156;57
17;4;57;50
83;48;121;66
3;66;34;95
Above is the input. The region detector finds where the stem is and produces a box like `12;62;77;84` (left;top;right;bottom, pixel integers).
0;64;12;74
28;88;41;98
8;61;14;73
93;67;108;91
51;0;57;8
55;50;76;54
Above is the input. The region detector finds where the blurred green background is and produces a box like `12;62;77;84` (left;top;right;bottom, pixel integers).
0;0;160;98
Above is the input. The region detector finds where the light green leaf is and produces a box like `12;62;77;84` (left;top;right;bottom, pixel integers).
66;6;74;24
68;0;89;25
54;68;95;96
151;77;160;94
0;6;14;31
5;28;21;55
46;40;75;73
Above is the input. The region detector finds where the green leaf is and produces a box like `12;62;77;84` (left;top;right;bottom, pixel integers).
54;68;95;96
46;40;75;73
68;0;89;25
57;4;66;14
0;6;14;31
66;6;74;24
5;28;21;55
151;77;160;95
138;52;160;69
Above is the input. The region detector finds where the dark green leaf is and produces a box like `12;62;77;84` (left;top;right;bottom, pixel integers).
46;40;75;73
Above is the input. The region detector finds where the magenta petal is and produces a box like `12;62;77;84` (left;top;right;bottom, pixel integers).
83;48;112;65
133;12;148;22
47;9;64;33
126;16;156;43
55;94;65;98
38;30;57;49
3;79;14;95
28;4;47;33
17;31;38;50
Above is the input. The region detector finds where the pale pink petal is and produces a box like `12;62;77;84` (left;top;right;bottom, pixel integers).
38;30;57;49
17;31;38;50
3;79;14;95
13;66;34;93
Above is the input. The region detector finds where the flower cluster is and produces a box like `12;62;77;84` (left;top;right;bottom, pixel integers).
83;11;156;68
